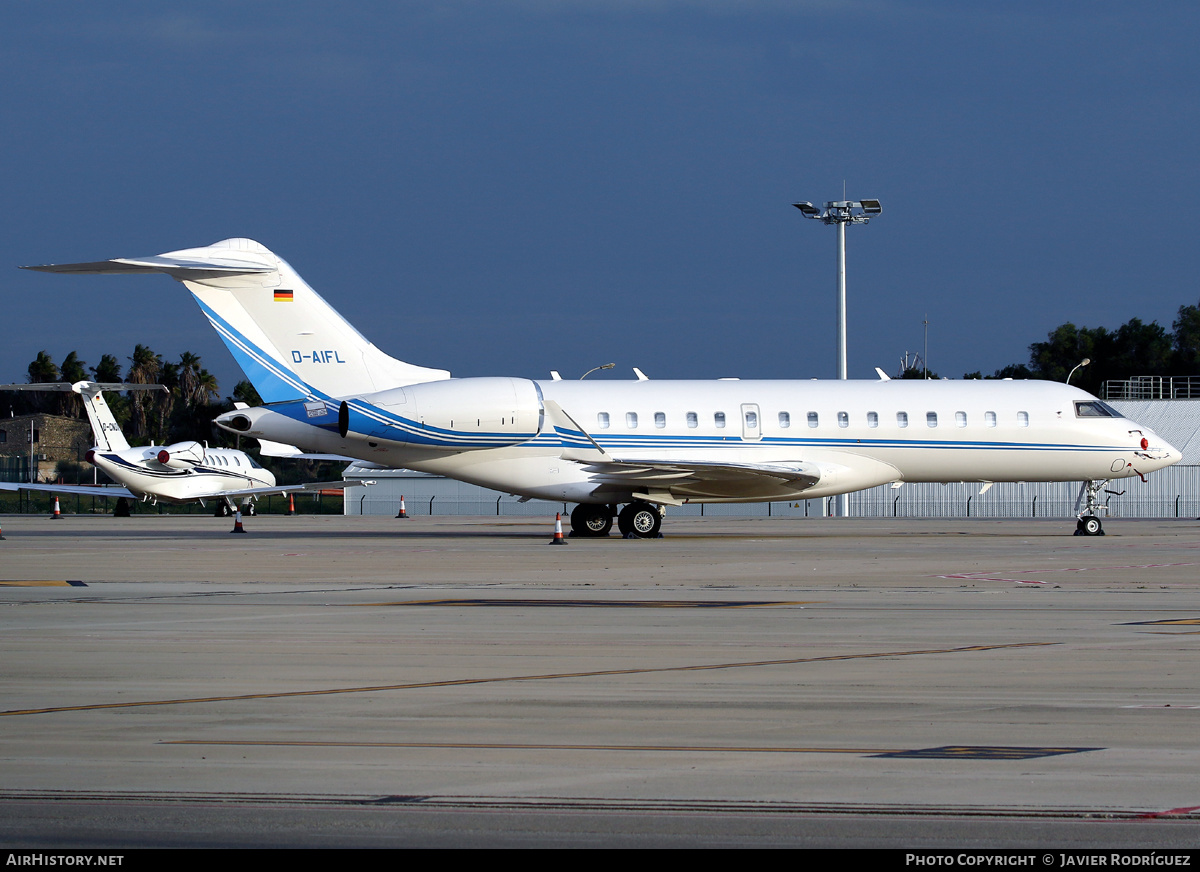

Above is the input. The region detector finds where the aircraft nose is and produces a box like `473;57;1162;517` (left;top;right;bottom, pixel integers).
1148;436;1183;469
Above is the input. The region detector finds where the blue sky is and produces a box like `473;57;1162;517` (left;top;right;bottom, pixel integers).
3;1;1198;396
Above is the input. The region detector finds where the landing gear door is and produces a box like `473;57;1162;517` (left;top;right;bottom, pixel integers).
741;403;762;442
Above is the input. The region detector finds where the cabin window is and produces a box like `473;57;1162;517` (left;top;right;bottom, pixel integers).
626;412;638;428
654;412;666;429
955;411;967;428
686;411;698;428
778;411;790;428
837;411;849;428
926;412;938;428
745;410;758;429
985;411;997;428
807;412;819;428
714;412;726;429
597;412;610;429
234;456;242;466
896;412;908;428
867;411;878;428
1017;411;1029;427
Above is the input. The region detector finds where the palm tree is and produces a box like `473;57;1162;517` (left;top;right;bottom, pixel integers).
90;354;122;383
27;350;58;383
25;351;59;414
177;351;204;409
126;345;162;442
58;351;88;417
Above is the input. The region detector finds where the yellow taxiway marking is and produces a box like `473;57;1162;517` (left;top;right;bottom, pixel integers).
164;740;886;754
356;598;816;609
0;642;1054;718
0;580;86;587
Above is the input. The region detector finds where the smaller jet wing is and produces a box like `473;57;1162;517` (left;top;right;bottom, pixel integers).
212;479;375;499
0;482;135;498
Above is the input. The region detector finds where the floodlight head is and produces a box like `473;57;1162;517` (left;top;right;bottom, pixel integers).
793;201;821;217
860;199;882;215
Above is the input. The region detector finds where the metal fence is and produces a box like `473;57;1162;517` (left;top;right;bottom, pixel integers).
345;466;1200;521
1103;376;1200;400
850;465;1200;519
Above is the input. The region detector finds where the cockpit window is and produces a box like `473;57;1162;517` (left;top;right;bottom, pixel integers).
1075;401;1120;418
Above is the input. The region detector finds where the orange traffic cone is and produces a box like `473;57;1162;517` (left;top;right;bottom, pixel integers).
396;495;408;519
51;496;61;519
549;512;568;545
286;493;296;516
231;509;246;534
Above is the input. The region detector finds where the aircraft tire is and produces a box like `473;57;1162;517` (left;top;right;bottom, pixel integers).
570;503;612;537
1080;516;1103;536
618;502;662;539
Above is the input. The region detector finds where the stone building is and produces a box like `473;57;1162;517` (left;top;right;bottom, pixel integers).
0;413;93;483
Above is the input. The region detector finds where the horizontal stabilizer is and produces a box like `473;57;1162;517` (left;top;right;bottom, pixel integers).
0;382;166;394
22;245;276;279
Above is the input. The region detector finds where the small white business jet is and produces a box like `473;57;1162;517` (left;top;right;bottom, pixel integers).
0;380;363;514
23;238;1182;537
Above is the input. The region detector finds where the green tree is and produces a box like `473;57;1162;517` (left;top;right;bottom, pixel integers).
90;354;122;383
1171;301;1200;374
27;350;58;383
126;345;163;442
57;351;89;417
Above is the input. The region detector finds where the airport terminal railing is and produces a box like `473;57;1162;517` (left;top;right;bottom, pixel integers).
1102;376;1200;400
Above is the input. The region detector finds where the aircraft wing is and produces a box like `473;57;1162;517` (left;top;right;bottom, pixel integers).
560;451;821;503
213;479;375;499
0;482;135;498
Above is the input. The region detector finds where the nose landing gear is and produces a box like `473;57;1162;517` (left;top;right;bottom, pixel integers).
1074;480;1110;536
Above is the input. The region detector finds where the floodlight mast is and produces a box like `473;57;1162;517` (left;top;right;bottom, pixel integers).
792;199;882;380
794;197;882;518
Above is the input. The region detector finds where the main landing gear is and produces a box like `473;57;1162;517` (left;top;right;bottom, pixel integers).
1074;480;1110;536
568;501;664;539
569;503;613;538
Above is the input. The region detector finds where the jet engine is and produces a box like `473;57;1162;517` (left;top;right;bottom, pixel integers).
337;377;544;450
152;441;206;469
216;377;544;454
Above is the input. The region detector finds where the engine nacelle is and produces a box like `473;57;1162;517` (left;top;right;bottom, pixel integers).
215;378;544;453
152;441;206;469
339;377;543;450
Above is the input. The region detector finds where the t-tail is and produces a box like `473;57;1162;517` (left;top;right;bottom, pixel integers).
22;238;451;403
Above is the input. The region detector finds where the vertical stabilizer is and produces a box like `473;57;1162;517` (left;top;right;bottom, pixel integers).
23;238;452;404
179;239;450;402
75;383;131;451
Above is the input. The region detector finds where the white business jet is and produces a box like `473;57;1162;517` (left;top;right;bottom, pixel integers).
23;238;1182;537
0;380;363;514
